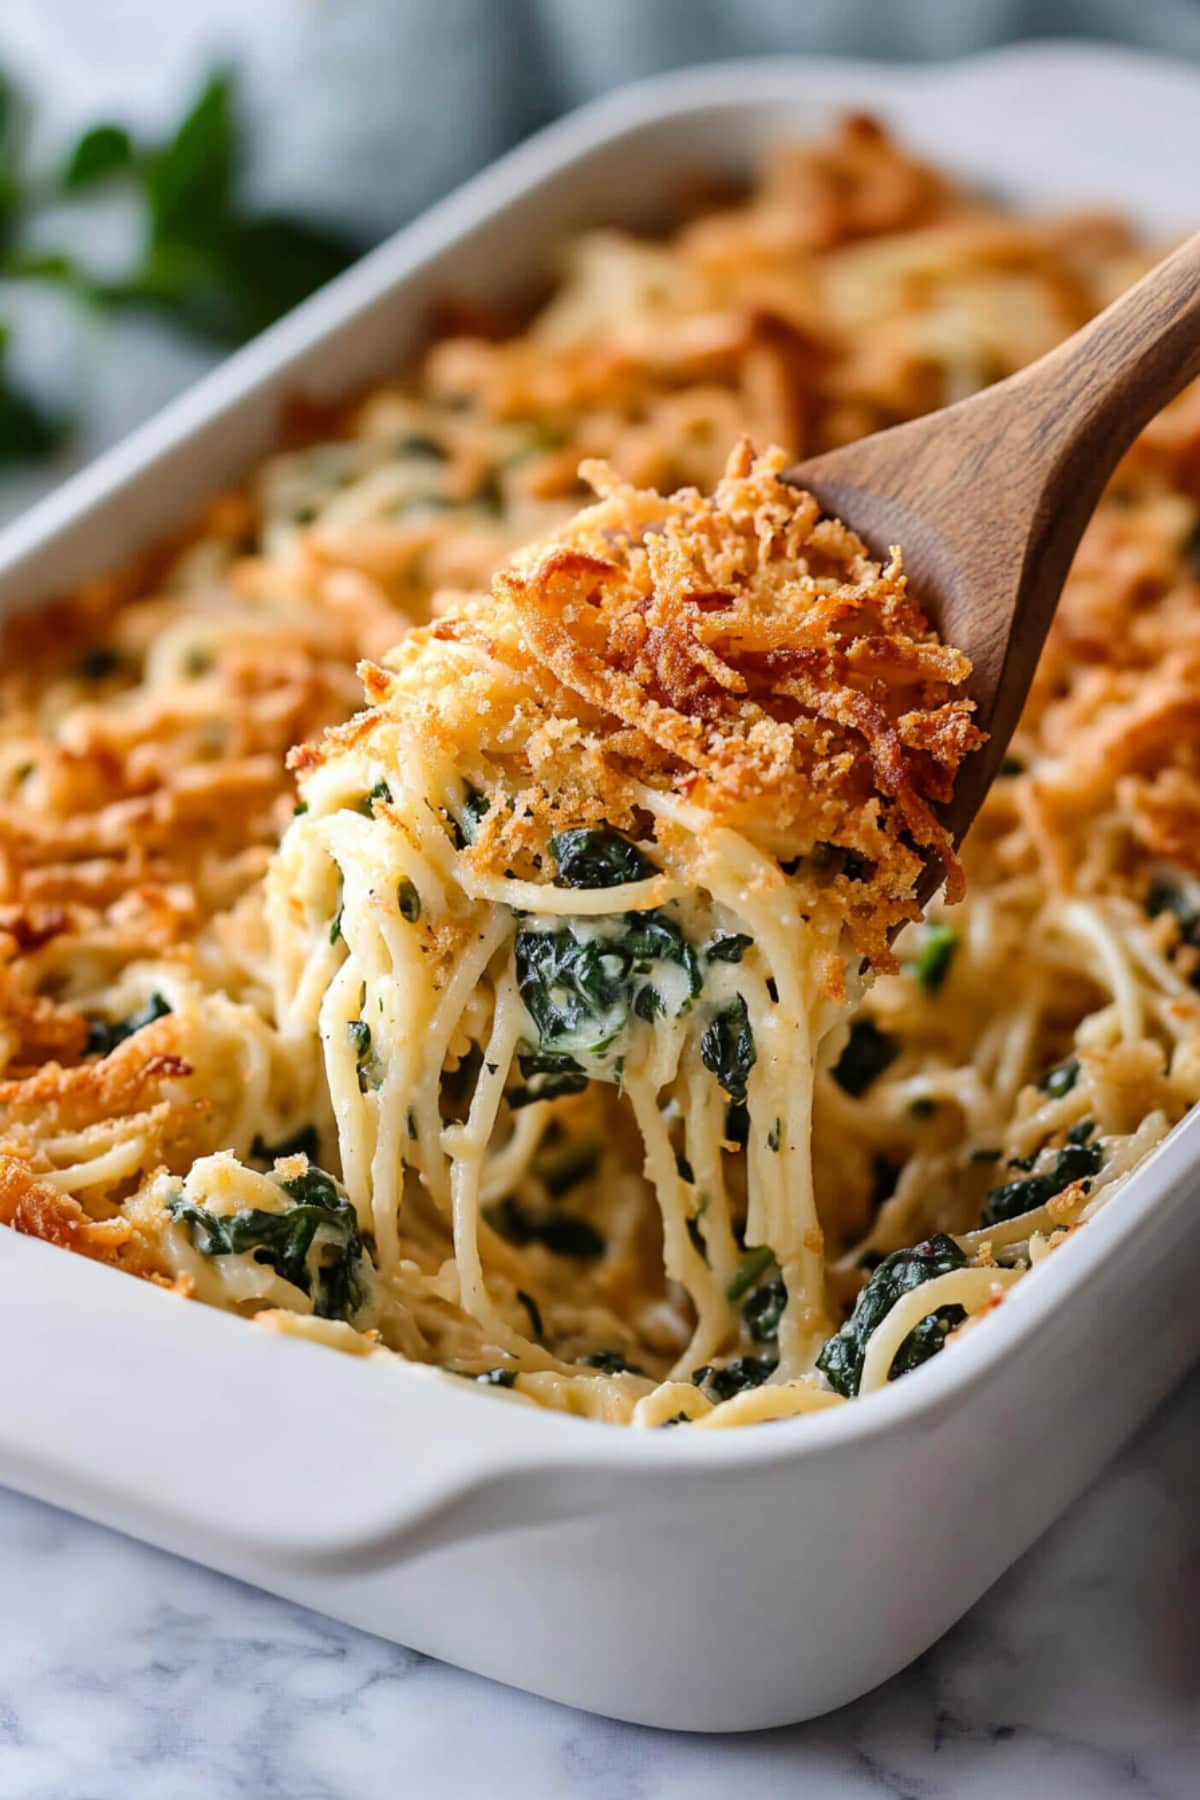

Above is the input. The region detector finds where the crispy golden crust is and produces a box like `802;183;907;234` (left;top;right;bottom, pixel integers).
346;443;978;966
0;1154;154;1272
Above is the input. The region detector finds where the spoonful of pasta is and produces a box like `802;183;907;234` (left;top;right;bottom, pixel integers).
787;227;1200;894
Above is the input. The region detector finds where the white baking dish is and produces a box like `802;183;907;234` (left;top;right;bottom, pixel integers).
1;42;1199;1733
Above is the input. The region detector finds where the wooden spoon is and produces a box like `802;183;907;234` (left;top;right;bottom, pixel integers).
787;229;1200;892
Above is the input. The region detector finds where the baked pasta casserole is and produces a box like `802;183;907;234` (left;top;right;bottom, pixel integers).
1;117;1196;1427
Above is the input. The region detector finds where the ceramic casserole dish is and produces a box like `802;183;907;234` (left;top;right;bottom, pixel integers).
1;42;1199;1732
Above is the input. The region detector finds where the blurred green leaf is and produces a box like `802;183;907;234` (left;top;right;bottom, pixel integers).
63;122;135;190
0;323;67;464
142;69;236;242
0;71;29;248
0;62;361;472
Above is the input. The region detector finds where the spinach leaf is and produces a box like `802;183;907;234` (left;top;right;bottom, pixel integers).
726;1244;775;1303
704;932;753;964
85;991;171;1057
1147;876;1200;942
533;1136;600;1196
505;1048;589;1110
347;1019;383;1092
485;1196;605;1260
982;1139;1103;1226
456;784;490;847
583;1349;643;1374
1147;877;1200;989
250;1124;320;1167
167;1164;369;1320
76;645;121;679
816;1233;967;1398
1036;1056;1079;1099
0;324;67;465
691;1355;777;1402
700;995;756;1103
742;1273;787;1345
515;910;698;1065
909;922;958;993
357;779;391;815
549;826;655;888
831;1018;899;1097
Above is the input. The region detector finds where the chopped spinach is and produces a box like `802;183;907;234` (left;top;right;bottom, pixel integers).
700;995;756;1103
347;1018;383;1092
329;908;343;945
515;910;699;1066
583;1349;642;1374
1147;876;1200;985
397;878;421;922
743;1273;787;1345
250;1124;320;1167
476;1368;516;1387
1036;1056;1079;1099
357;779;392;816
1147;876;1200;940
724;1101;750;1148
691;1355;777;1402
85;991;171;1058
831;1018;899;1097
726;1244;776;1303
909;923;958;993
533;1137;599;1197
549;825;655;888
815;1233;967;1398
77;645;120;680
167;1164;369;1320
505;1048;589;1110
704;931;753;964
1065;1118;1095;1146
486;1196;606;1260
395;432;448;461
981;1139;1104;1226
455;784;490;847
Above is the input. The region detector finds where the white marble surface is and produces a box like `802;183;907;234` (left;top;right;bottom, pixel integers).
1;1363;1196;1798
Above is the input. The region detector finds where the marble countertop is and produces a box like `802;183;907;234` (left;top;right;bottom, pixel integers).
2;1364;1196;1798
